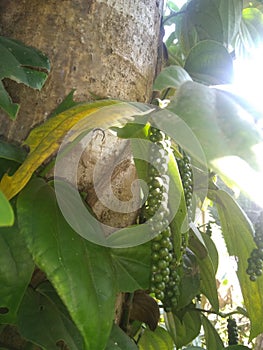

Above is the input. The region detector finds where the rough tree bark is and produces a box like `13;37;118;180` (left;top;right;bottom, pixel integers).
0;0;163;347
0;0;162;141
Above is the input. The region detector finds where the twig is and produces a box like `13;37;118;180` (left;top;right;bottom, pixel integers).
162;10;186;26
194;307;244;318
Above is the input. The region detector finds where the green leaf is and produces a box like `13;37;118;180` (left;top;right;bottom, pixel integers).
0;100;152;200
0;159;20;178
153;66;192;92
18;288;84;350
218;0;243;46
100;223;153;248
197;253;219;311
138;326;174;350
0;224;34;323
164;309;201;348
0;140;27;163
201;231;219;274
17;178;117;350
180;0;223;53
111;244;151;292
177;250;200;310
166;0;180;12
167;81;263;171
235;8;263;57
106;324;138;350
201;314;224;350
183;347;204;350
189;227;219;310
243;7;263;37
184;40;234;84
114;122;149;140
49;178;110;247
0;80;19;119
37;281;84;348
210;189;263;340
0;36;50;119
0;190;14;226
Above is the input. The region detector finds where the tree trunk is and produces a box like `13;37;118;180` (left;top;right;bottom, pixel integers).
0;1;163;347
0;0;162;142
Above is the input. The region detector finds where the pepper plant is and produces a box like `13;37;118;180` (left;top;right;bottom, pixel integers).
1;0;263;349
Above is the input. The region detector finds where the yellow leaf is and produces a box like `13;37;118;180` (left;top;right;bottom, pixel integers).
0;100;154;199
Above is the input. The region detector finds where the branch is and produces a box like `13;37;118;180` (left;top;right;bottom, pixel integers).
162;10;186;26
195;307;246;318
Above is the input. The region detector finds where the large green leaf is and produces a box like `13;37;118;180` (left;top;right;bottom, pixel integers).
189;226;219;310
106;324;138;350
37;281;84;348
18;288;84;350
235;8;263;57
153;65;192;92
196;253;219;311
167;81;262;172
201;314;224;350
138;326;174;350
201;230;219;274
17;178;117;350
111;244;151;292
218;0;243;46
184;40;234;84
180;0;223;53
201;232;219;273
243;7;263;37
177;250;200;310
210;189;263;340
50;178;112;247
0;224;34;323
164;309;201;348
0;36;50;120
0;190;14;226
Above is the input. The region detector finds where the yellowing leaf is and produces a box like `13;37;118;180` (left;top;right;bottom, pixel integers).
0;100;153;200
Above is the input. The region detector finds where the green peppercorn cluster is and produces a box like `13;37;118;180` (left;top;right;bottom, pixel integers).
246;211;263;281
227;317;239;345
143;126;181;311
150;228;180;311
176;153;193;218
175;152;193;250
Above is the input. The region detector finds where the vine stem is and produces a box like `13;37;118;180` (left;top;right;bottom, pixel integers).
120;292;134;332
194;307;244;318
162;10;186;25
